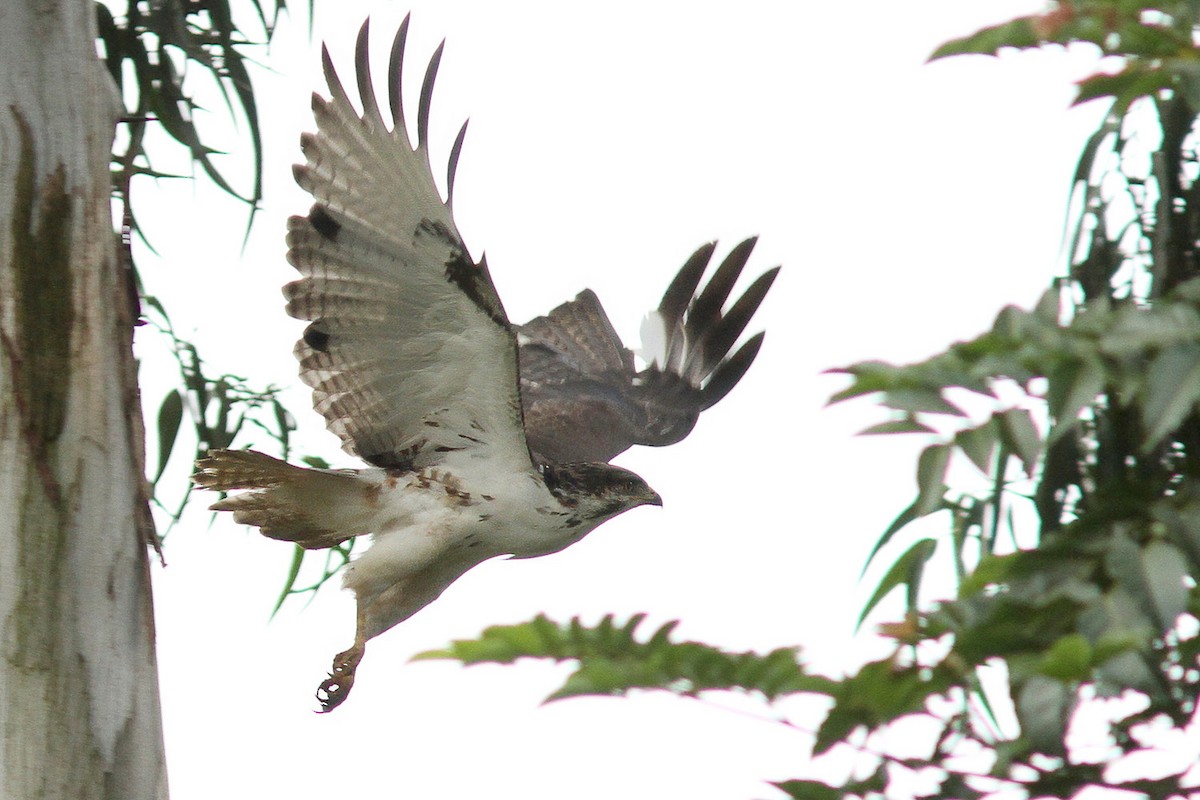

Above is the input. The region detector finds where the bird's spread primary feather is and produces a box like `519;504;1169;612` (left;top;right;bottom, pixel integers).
193;16;777;712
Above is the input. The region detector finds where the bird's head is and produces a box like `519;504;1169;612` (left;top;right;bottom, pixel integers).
542;462;662;523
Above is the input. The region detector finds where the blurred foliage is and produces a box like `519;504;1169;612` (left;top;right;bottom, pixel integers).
101;1;331;600
418;614;835;701
98;0;292;239
427;3;1200;797
140;294;295;539
932;0;1200;113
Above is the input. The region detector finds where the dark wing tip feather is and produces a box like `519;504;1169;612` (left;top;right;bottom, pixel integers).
388;14;411;131
417;40;446;150
659;241;716;326
687;236;758;340
354;19;383;126
321;39;358;119
659;241;716;373
447;119;469;208
320;43;336;89
700;331;765;410
690;264;779;376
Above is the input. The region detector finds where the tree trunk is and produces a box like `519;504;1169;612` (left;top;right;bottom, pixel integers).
0;2;167;798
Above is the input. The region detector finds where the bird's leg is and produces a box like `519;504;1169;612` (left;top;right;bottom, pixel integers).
316;601;368;713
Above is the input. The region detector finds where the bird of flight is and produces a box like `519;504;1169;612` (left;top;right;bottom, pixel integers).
193;16;779;712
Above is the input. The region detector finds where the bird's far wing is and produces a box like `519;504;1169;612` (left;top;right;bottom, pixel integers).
518;288;632;382
517;290;644;464
517;238;779;464
285;18;532;472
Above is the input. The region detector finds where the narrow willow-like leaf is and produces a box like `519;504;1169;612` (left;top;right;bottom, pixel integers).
271;545;306;618
154;389;183;485
860;499;919;578
857;538;937;629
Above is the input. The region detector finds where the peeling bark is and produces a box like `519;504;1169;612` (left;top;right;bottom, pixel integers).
0;2;167;798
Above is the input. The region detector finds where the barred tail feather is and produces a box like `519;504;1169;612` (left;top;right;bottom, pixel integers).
193;449;372;549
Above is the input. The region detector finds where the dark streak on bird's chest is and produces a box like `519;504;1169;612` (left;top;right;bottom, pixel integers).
414;467;474;506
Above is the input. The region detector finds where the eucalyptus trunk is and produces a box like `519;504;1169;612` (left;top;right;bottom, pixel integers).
0;1;167;797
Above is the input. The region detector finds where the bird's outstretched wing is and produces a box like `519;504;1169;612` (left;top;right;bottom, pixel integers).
518;238;779;465
285;18;533;473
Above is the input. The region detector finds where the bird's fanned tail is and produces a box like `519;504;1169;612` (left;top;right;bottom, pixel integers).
193;449;367;549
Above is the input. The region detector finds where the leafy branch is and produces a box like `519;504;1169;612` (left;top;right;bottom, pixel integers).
99;2;337;607
139;294;296;538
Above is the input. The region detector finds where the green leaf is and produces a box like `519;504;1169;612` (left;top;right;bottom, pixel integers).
1160;499;1200;573
301;455;331;469
1105;532;1163;630
882;387;964;416
154;389;184;485
1039;633;1092;680
1140;343;1200;450
1101;302;1200;356
1113;20;1193;58
1016;674;1070;755
1075;67;1174;108
860;499;921;577
954;419;997;475
857;538;937;628
814;660;954;755
1095;649;1158;695
271;545;306;618
959;551;1019;597
915;444;951;516
1171;275;1200;303
1141;540;1189;626
859;418;935;435
999;408;1041;476
1092;629;1143;664
929;17;1039;59
824;360;897;404
769;780;842;800
1033;286;1061;323
1046;355;1106;444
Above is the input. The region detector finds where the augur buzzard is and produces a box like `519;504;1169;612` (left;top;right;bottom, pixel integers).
193;17;779;712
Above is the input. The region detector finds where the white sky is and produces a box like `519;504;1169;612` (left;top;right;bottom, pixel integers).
133;1;1111;797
